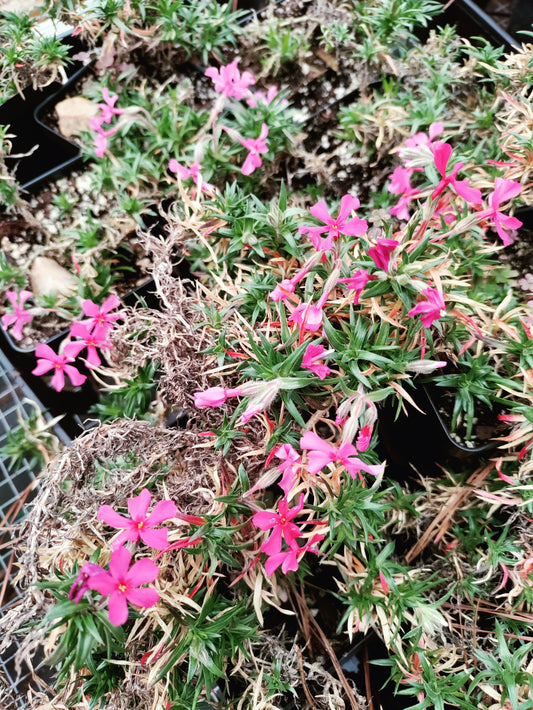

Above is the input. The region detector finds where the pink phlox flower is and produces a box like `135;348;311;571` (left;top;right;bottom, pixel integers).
289;302;324;332
407;286;446;328
302;343;331;380
270;278;296;302
89;114;105;133
388;166;421;221
367;238;399;272
240;123;269;176
98;488;177;550
168;159;215;193
299;194;368;252
2;289;33;340
195;386;230;407
98;87;125;123
246;85;279;107
390;195;414;222
476;178;522;246
356;425;372;452
300;430;384;479
270;253;323;303
275;443;302;495
87;545;160;626
205;58;255;100
69;562;103;604
339;269;375;304
81;295;123;336
194;385;244;408
252;493;305;556
92;125;118;158
264;532;325;576
32;342;87;392
69;322;109;368
388;166;416;195
404;121;444;149
430;142;482;204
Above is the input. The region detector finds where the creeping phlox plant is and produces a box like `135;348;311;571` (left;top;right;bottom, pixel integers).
86;59;294;199
69;489;176;625
2;291;123;392
4;2;533;708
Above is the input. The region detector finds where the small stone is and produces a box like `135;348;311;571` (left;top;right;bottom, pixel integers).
55;97;98;138
30;256;77;297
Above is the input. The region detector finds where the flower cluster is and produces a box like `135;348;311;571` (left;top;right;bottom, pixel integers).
69;488;178;626
31;294;122;392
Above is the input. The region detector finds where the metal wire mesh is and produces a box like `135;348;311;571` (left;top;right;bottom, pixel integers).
0;346;69;706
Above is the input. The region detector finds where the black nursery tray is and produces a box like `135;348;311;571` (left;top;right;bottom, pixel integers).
439;0;526;49
0;35;91;194
378;382;501;479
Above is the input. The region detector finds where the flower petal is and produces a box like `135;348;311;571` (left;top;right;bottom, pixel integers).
252;510;279;531
108;591;129;626
109;545;132;580
98;505;131;529
140;527;169;550
309;200;332;225
126;586;159;609
126;557;160;586
87;570;116;596
145;499;177;526
337;194;360;224
32;360;54;376
127;489;151;521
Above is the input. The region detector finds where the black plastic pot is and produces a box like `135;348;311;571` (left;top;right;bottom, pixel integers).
378;382;500;477
438;0;519;50
0;35;91;193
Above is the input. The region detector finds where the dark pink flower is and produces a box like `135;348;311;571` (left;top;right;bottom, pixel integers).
289;302;323;332
205;59;255;100
407;287;446;328
356;425;372;452
87;545;159;626
240;123;269;175
270;279;296;302
246;85;279;107
81;295;122;336
299;430;384;479
476;178;522;246
92;125;118;159
168;159;215;193
98;488;177;550
69;562;103;603
98;87;125;124
302;343;331;380
367;238;399;272
275;443;302;495
253;493;305;556
299;194;368;252
69;322;109;368
194;386;243;408
2;290;33;340
32;343;87;392
339;269;375;304
404;121;444;149
430;142;482;205
388;166;421;221
264;533;324;576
